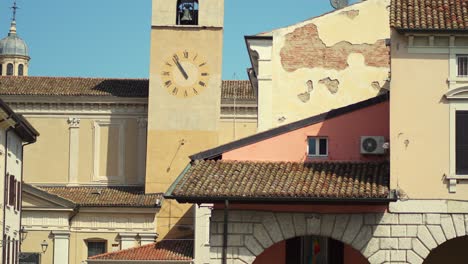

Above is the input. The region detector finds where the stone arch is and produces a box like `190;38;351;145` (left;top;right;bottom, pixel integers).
211;211;376;264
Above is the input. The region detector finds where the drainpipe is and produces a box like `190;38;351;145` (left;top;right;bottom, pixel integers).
222;200;229;264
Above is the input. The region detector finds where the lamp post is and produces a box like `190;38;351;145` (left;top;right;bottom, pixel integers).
19;226;28;243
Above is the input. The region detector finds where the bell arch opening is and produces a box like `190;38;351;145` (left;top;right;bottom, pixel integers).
176;0;199;26
424;236;468;264
253;235;369;264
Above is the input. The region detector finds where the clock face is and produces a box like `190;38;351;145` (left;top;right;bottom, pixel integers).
161;50;210;98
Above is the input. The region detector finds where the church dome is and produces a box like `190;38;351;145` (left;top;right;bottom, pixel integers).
0;21;29;57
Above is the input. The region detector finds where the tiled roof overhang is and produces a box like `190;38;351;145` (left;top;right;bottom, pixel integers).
166;160;396;204
88;240;193;261
34;185;163;208
0;98;39;143
0;76;255;101
391;0;468;32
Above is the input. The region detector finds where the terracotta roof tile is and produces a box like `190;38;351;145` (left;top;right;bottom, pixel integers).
0;76;255;100
89;240;193;261
391;0;468;31
221;80;255;100
38;186;162;207
169;160;391;201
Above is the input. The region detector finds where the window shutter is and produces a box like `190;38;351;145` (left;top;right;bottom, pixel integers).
9;176;15;206
456;111;468;174
16;181;21;211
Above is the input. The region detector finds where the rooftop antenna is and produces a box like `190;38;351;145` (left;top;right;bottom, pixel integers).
11;0;19;21
330;0;348;9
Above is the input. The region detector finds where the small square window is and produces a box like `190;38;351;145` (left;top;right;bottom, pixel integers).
457;55;468;77
308;137;328;157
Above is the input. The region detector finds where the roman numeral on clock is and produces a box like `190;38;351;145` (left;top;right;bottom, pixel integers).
165;80;172;87
201;73;209;76
183;51;189;58
193;88;199;95
172;87;178;95
199;81;206;87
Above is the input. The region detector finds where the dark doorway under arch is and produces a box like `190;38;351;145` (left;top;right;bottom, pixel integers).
254;236;369;264
424;236;468;264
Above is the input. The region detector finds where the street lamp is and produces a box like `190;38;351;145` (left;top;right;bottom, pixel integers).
40;240;48;253
20;227;28;243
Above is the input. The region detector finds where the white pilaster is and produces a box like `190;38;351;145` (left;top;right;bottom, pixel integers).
139;233;157;246
194;204;213;264
67;117;80;185
137;118;148;185
119;233;137;250
52;231;70;264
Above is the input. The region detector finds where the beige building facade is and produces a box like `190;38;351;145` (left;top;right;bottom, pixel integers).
0;98;38;264
246;0;390;131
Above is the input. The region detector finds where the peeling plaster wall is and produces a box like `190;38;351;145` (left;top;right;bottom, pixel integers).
258;0;390;131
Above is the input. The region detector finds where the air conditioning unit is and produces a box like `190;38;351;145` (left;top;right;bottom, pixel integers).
360;136;386;155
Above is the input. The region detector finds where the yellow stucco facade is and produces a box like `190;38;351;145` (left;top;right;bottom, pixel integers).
249;0;390;131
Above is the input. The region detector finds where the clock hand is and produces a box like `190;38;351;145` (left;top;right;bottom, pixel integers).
173;57;189;80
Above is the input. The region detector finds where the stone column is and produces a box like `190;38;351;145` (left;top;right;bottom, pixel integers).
137;118;147;185
119;233;137;250
67;117;80;185
139;233;157;246
194;204;212;264
52;231;70;264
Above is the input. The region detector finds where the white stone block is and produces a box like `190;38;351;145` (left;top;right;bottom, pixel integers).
391;250;406;262
238;247;256;264
374;225;391;237
306;214;321;236
320;214;335;237
391;226;407;237
342;215;363;244
390;200;447;213
447;200;468;213
244;236;263;256
407;225;418;237
452;214;465;237
377;212;399;224
417;226;437;250
399;214;423;225
253;224;273;249
407;250;423;264
352;226;373;251
424;214;441;225
277;213;295;240
412;238;429;259
441;215;456;240
398;238;412;249
368;250;389;264
262;214;283;243
427;225;446;245
228;235;243;247
331;215;349;241
365;214;376;225
362;238;380;258
380;238;398;249
211;235;223;246
292;213;306;237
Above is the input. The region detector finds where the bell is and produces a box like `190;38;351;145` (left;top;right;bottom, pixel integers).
181;8;192;21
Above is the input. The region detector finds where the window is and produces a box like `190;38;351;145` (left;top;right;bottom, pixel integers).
87;241;106;257
456;111;468;174
6;63;13;76
8;175;16;207
308;137;328;157
176;0;199;25
18;64;23;76
0;64;2;75
458;55;468;77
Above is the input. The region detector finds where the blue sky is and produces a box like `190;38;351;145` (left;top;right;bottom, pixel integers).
0;0;357;80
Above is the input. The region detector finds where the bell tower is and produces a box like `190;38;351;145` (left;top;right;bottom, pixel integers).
0;1;30;76
146;0;224;238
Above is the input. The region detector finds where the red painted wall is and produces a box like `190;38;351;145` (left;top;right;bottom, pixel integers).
223;101;389;162
344;244;369;264
253;241;286;264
